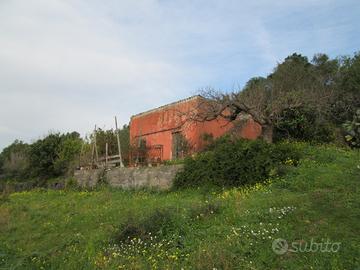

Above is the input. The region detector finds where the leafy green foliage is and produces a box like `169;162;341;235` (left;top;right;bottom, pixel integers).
333;52;360;123
0;125;131;182
267;53;344;142
173;136;300;188
343;109;360;148
28;132;82;179
274;107;335;142
28;134;62;178
203;52;360;143
0;140;30;179
54;134;83;175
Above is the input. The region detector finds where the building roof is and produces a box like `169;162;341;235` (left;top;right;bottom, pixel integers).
130;95;203;119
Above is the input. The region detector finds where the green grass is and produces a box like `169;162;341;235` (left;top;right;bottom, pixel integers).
0;143;359;269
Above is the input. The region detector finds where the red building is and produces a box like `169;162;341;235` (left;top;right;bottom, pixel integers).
129;95;261;162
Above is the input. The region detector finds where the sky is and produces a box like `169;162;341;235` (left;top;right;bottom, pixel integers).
0;0;359;150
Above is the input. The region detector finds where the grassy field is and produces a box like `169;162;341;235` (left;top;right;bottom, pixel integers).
0;144;359;269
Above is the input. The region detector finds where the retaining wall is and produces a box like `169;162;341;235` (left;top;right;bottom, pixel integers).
74;164;183;189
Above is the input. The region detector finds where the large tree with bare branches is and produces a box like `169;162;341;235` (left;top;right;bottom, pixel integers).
192;53;348;142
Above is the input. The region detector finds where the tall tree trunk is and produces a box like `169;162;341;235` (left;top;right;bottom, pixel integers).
261;124;274;143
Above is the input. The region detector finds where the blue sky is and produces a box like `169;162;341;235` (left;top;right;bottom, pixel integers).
0;0;359;150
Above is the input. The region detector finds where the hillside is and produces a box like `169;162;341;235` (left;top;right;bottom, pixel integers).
0;144;359;269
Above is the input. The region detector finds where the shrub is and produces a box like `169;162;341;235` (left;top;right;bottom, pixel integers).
343;109;360;148
0;140;30;180
173;152;215;188
28;134;63;178
274;107;335;143
173;136;300;188
28;132;82;179
114;208;178;244
54;134;82;175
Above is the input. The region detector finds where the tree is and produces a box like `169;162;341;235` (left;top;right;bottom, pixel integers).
0;140;30;179
274;107;334;143
54;132;83;175
192;53;340;142
28;132;82;178
28;133;63;178
119;125;130;158
332;52;360;123
92;125;130;160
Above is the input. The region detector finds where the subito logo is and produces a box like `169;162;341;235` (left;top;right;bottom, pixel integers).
272;238;288;255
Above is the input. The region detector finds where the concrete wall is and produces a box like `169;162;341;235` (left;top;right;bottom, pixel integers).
74;169;104;188
74;164;183;190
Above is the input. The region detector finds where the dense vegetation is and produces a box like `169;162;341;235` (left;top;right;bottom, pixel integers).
0;126;130;184
0;143;359;269
343;109;360;148
197;52;360;143
174;136;301;188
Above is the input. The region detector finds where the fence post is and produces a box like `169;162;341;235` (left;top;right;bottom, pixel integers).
105;142;108;168
115;116;125;168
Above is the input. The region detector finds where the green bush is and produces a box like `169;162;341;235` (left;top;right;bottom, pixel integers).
28;132;82;179
274;107;335;143
54;134;82;175
0;140;30;180
173;137;300;188
343;109;360;148
114;208;179;244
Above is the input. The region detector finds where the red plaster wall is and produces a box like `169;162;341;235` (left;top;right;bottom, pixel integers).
130;96;262;160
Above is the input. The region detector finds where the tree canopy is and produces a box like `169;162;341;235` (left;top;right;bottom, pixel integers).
196;52;360;142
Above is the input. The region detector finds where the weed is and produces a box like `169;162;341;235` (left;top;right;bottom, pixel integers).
114;208;178;244
189;200;222;220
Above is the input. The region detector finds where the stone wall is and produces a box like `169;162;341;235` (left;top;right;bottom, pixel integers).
74;168;104;188
74;164;183;189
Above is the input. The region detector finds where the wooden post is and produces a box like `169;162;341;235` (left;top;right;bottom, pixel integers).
91;141;95;166
94;125;99;165
91;128;96;167
115;116;125;168
105;142;108;168
79;142;84;168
